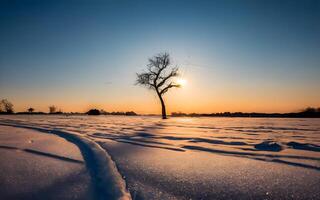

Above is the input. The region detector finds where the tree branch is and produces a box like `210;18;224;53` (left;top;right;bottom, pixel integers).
160;82;180;95
156;67;178;88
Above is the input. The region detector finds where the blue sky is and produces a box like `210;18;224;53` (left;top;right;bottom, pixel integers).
0;0;319;113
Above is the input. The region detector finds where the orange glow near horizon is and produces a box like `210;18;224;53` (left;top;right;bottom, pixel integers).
4;59;320;115
6;63;320;114
9;80;320;114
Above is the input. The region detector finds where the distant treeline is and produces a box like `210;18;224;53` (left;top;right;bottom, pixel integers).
171;107;320;118
1;98;320;118
86;109;137;116
10;109;138;116
0;99;137;116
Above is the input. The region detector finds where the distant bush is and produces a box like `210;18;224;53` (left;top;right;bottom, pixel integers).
28;107;35;113
125;111;137;116
49;105;57;114
171;112;188;117
302;107;319;113
86;109;101;115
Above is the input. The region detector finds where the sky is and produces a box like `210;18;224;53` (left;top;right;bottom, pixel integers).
0;0;319;114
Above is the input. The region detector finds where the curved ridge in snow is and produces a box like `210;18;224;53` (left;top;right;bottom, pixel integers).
0;123;131;200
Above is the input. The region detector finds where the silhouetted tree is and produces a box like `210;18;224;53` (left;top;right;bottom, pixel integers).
27;107;35;113
136;53;180;119
49;105;57;114
0;99;14;114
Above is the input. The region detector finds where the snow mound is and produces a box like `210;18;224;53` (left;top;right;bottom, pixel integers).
254;141;283;152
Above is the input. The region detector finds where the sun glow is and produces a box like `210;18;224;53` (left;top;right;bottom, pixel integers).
176;78;187;87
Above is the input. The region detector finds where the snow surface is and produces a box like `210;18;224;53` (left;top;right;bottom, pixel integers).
0;125;94;200
0;115;319;199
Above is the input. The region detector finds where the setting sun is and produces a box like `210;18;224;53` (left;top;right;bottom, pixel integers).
176;78;187;87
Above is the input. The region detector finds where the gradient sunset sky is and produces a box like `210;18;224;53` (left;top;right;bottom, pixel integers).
0;0;319;114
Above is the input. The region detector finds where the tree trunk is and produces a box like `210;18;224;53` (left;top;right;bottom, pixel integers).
157;93;167;119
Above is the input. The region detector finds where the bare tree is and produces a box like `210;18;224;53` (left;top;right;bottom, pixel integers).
0;99;14;113
28;107;35;113
49;105;57;114
136;53;180;119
